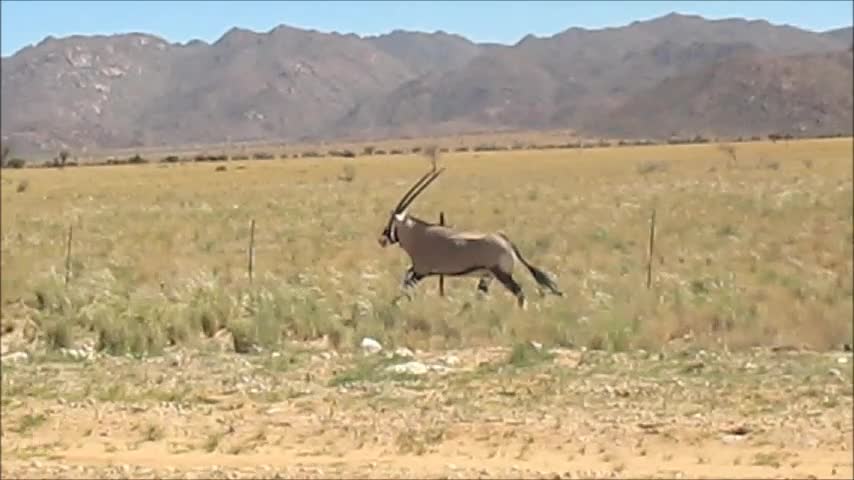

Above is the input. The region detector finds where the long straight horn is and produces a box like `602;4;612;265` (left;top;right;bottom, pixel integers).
394;169;439;213
399;167;444;212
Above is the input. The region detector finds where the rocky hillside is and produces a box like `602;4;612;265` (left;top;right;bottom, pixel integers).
1;13;851;154
584;49;854;138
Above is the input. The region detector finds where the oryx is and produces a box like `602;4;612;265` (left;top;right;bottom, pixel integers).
378;168;564;308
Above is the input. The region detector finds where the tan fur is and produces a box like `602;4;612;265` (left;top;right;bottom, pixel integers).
393;214;516;276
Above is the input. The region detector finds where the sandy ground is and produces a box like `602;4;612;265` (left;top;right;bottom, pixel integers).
2;341;852;479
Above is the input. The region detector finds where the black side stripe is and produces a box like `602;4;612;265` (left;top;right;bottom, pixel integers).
422;265;490;277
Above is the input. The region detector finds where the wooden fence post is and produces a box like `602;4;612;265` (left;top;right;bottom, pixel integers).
438;211;445;297
64;225;73;286
646;209;656;289
248;219;256;284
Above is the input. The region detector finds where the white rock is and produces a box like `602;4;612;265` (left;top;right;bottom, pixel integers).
1;351;29;364
394;347;415;358
530;341;543;351
428;364;452;374
360;337;382;354
442;355;461;366
837;356;849;364
385;361;429;375
721;434;746;444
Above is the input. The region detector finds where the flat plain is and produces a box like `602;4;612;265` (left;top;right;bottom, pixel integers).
1;137;852;478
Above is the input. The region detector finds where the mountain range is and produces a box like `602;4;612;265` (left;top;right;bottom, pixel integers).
1;13;851;155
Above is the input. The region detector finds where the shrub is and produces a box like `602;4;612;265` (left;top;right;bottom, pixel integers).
252;152;275;160
5;158;26;169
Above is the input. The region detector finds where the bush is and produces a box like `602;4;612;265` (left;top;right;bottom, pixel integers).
329;150;356;158
5;158;26;169
161;155;180;163
252;152;275;160
128;154;147;164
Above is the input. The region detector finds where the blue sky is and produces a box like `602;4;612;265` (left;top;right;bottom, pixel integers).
2;0;852;57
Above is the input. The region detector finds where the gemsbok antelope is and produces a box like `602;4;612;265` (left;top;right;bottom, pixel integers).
378;168;564;308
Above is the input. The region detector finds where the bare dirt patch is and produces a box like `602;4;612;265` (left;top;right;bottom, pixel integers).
2;342;852;479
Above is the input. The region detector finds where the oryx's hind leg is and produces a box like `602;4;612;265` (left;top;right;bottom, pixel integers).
490;268;527;309
392;266;425;305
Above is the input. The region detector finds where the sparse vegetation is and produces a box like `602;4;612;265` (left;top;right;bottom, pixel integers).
1;138;850;357
718;143;738;167
339;163;357;182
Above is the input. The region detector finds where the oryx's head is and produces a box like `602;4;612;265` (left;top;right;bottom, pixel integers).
378;168;445;247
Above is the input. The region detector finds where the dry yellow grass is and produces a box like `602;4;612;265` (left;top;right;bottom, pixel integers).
1;137;851;353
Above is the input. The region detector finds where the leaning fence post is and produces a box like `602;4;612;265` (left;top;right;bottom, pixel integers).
64;225;73;286
438;211;445;297
646;209;656;289
248;219;256;284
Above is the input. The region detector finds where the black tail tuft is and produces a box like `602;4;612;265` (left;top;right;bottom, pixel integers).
499;233;563;296
527;264;564;296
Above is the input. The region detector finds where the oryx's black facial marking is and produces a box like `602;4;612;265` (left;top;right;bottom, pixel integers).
379;168;445;249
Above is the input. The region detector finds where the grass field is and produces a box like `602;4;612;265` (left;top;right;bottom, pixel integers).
2;137;852;354
1;136;852;478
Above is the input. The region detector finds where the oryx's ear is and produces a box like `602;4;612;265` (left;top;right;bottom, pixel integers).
394;211;407;222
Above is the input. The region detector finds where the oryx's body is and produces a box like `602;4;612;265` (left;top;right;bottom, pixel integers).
378;169;563;308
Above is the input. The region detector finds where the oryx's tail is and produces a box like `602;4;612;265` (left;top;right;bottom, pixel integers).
497;233;563;296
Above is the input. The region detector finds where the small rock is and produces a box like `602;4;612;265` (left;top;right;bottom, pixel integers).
721;434;746;444
394;347;415;358
530;341;543;351
320;351;333;360
1;351;29;364
442;355;461;366
385;361;428;375
837;356;849;364
360;337;382;354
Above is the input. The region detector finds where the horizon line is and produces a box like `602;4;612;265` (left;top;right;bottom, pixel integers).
3;10;851;58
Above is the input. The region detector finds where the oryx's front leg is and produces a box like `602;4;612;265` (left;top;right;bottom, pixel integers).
476;274;493;296
392;266;425;305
